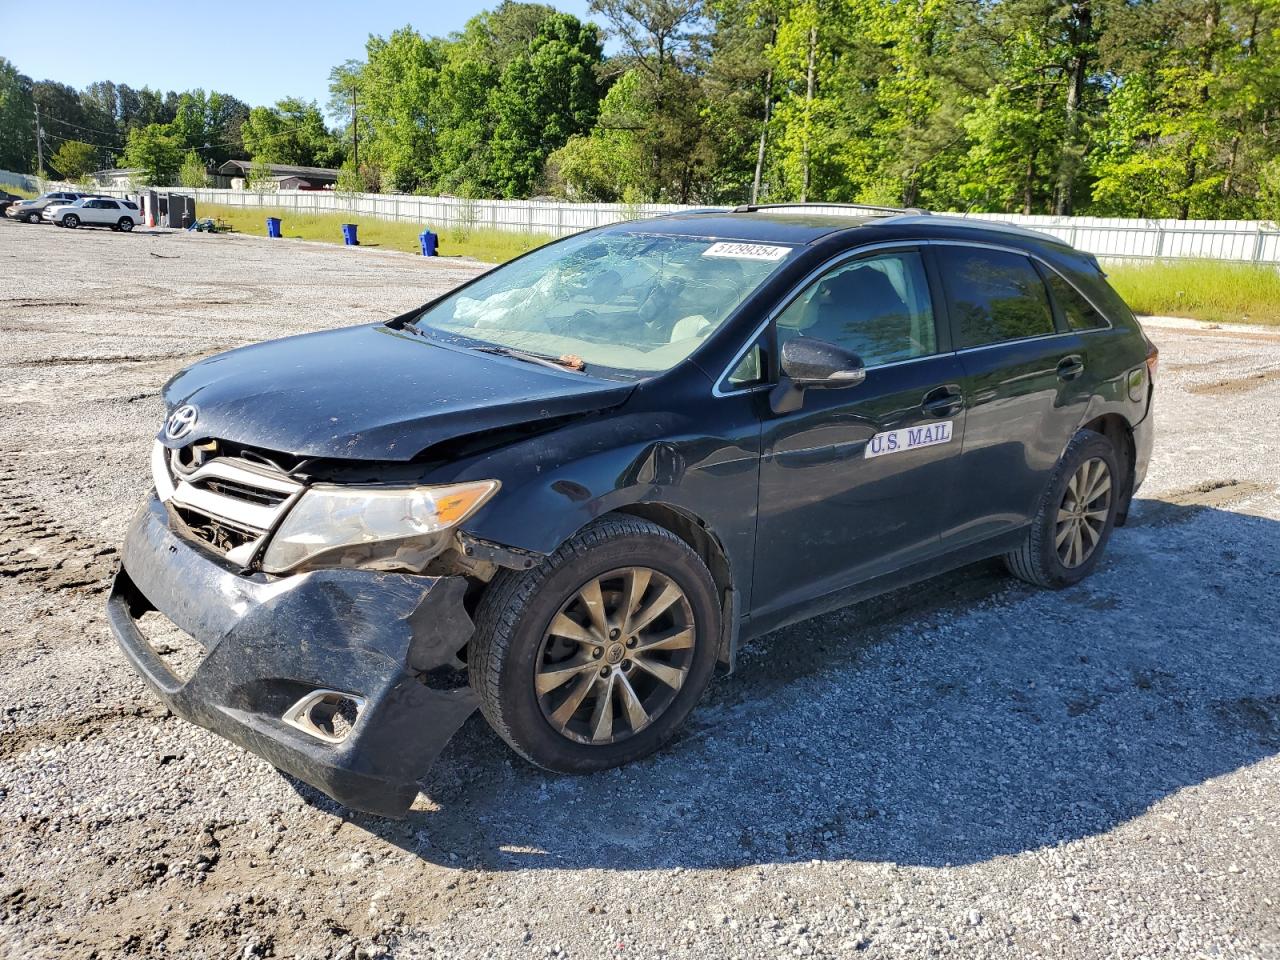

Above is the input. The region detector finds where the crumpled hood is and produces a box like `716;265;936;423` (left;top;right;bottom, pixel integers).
160;324;635;461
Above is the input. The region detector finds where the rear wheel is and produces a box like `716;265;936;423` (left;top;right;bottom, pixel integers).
63;214;79;228
118;217;134;232
1004;430;1120;589
469;516;721;773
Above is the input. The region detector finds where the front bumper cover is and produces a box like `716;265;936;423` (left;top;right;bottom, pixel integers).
107;495;479;817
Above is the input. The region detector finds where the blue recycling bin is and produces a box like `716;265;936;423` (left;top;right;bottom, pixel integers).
265;217;281;238
419;229;438;257
342;223;359;246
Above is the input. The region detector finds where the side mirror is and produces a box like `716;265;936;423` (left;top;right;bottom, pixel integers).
770;337;866;413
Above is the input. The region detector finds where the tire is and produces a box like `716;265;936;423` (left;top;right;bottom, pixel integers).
470;515;721;773
63;215;79;228
1004;429;1121;589
118;217;134;232
24;213;38;224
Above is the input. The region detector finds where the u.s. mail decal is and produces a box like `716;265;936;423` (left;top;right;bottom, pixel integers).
864;420;955;459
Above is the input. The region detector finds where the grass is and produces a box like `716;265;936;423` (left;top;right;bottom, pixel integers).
198;203;553;264
2;184;38;199
1107;259;1280;326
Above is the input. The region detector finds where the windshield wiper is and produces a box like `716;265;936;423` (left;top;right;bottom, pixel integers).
470;345;586;373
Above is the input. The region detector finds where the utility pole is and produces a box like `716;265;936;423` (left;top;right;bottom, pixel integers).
351;87;358;171
34;101;43;176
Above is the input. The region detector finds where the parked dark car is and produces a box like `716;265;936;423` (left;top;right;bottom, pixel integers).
0;189;23;215
5;190;87;222
109;206;1157;816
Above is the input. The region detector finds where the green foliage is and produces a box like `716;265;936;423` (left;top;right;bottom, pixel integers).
178;149;210;188
241;98;342;168
546;71;648;200
335;161;369;198
245;157;277;196
1108;259;1280;325
121;124;183;185
49;138;97;181
489;14;603;197
0;58;34;173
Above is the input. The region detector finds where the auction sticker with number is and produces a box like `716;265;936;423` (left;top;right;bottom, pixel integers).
702;242;792;261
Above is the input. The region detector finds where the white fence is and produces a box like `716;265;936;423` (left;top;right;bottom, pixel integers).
8;169;1280;264
0;170;41;193
176;186;698;238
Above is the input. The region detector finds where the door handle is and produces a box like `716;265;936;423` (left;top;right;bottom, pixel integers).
921;386;963;418
1057;355;1086;380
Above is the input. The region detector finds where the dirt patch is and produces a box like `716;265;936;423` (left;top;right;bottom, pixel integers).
0;469;118;593
0;705;166;761
8;353;199;367
1133;478;1275;525
1187;367;1280;396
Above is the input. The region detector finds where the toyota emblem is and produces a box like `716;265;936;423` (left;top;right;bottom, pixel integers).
165;404;199;440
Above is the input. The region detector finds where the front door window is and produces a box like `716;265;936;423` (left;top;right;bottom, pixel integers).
775;251;937;367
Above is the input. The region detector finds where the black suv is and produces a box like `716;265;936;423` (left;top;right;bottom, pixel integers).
109;206;1156;816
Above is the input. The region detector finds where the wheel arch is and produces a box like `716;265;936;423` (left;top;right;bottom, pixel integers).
1079;413;1136;526
607;502;740;673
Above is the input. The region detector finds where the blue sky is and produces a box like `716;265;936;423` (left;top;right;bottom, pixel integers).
0;0;605;110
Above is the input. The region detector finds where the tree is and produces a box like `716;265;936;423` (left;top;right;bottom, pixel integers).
50;139;97;181
178;149;210;187
241;98;342;167
0;58;34;173
245;157;278;196
589;0;717;201
490;13;604;197
355;28;445;191
120;123;183;185
546;71;649;199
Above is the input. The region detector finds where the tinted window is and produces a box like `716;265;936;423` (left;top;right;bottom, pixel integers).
101;200;119;209
776;250;937;367
1043;268;1108;331
938;247;1056;348
726;341;764;388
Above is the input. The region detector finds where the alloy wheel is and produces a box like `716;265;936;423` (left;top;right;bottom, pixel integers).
535;567;695;745
1056;457;1111;568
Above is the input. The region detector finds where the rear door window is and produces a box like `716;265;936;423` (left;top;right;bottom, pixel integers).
937;247;1056;348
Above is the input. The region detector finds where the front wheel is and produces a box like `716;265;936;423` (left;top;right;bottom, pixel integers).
24;212;38;224
469;516;721;773
118;217;134;232
1004;430;1121;589
63;214;79;228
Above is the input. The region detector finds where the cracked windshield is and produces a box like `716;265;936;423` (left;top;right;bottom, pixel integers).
412;232;796;374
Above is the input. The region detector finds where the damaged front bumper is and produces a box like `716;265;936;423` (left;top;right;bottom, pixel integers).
107;495;479;817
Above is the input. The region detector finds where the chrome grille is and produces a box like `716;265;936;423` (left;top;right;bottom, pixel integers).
152;441;303;564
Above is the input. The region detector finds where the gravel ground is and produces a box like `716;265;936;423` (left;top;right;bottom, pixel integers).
1;218;1278;960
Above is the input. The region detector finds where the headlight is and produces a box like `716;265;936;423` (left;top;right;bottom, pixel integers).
260;480;499;574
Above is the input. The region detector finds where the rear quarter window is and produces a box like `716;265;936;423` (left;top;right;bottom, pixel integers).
1053;255;1139;330
1041;268;1109;331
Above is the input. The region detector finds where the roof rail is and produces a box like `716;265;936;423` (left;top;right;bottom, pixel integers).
732;202;931;216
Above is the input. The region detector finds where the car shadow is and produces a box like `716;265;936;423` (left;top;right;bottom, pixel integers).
290;497;1280;871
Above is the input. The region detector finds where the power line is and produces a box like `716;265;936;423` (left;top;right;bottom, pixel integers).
41;127;121;154
41;114;124;142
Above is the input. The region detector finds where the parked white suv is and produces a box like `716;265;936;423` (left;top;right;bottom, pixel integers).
49;197;142;232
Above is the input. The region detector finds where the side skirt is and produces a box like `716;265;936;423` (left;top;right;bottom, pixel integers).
741;527;1028;643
